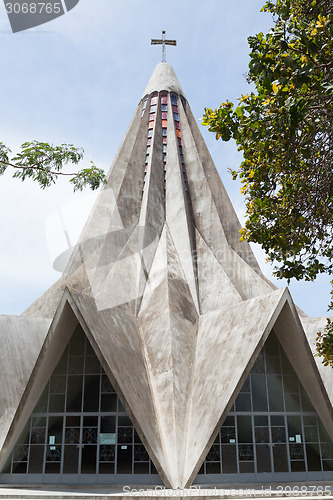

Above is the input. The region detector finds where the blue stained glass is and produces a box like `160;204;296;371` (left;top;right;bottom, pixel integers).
171;93;178;105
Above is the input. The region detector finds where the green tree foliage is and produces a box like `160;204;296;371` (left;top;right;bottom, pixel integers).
0;140;106;191
202;0;333;365
316;288;333;366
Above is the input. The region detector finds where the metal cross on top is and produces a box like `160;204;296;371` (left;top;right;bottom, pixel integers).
151;30;177;63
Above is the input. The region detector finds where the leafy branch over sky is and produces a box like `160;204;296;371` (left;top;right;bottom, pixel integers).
203;0;333;365
0;140;106;191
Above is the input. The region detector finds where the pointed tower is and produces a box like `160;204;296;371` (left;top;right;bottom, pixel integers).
0;63;332;488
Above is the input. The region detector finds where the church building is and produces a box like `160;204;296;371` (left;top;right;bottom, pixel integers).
0;60;332;489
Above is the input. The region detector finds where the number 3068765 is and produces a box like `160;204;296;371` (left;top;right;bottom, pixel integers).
5;3;62;14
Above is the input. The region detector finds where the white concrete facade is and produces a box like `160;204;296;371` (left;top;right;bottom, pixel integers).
0;63;332;489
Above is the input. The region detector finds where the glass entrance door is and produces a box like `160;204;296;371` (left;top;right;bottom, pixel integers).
62;416;98;474
254;415;289;473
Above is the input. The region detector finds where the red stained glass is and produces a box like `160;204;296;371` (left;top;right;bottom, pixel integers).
175;122;180;130
162;120;167;128
176;129;181;138
149;114;155;121
172;105;178;113
147;138;152;145
163;137;167;144
161;96;168;104
149;121;154;129
151;97;158;105
178;138;182;146
162;112;167;120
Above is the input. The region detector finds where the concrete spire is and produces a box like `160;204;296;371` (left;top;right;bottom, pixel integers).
0;63;331;489
142;62;185;97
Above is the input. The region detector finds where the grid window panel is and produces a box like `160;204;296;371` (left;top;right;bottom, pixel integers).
6;326;155;477
201;330;332;476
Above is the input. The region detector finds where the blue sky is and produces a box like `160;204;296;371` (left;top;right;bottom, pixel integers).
0;0;330;317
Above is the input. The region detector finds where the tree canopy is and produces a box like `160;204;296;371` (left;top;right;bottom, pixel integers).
202;0;333;365
0;140;106;191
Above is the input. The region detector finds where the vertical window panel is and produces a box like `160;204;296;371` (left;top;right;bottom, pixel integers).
221;445;237;473
251;375;268;411
267;374;284;411
273;444;289;472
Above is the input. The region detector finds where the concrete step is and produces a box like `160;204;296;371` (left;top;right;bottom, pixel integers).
0;483;332;500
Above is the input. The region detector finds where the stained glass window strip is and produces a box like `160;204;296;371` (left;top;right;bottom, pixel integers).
159;92;168;190
171;93;188;192
143;93;158;192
